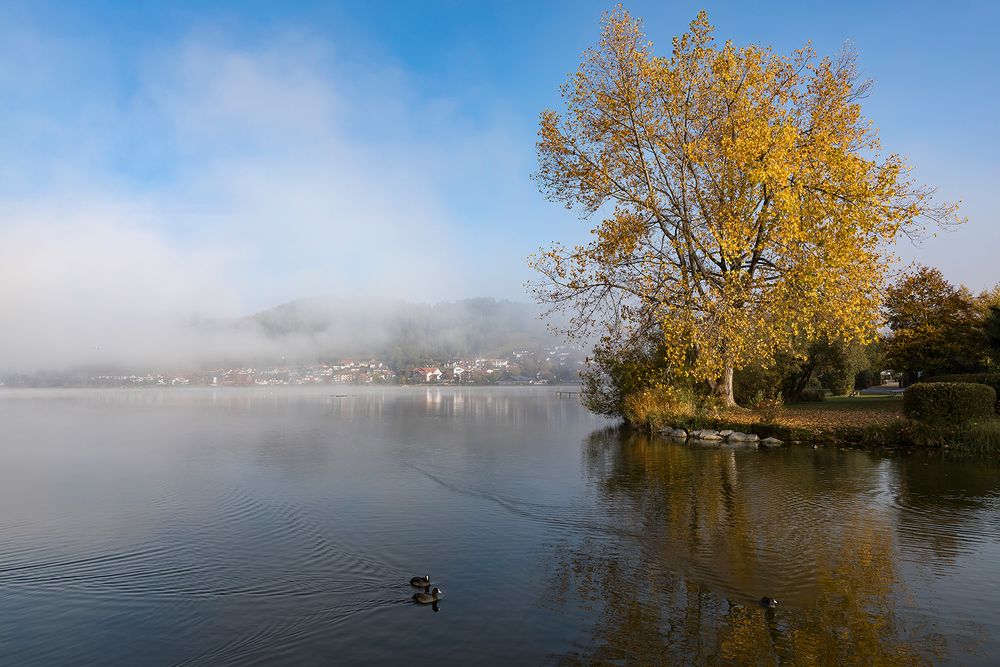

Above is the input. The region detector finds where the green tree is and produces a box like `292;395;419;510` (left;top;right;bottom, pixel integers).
883;266;986;379
733;335;871;405
984;307;1000;368
976;285;1000;369
581;330;676;419
784;336;869;399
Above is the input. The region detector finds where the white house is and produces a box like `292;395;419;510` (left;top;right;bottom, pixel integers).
412;367;443;382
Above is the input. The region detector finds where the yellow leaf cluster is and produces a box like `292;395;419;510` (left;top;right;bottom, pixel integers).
530;8;961;390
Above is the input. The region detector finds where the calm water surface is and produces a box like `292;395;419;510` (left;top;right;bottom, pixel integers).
1;387;999;665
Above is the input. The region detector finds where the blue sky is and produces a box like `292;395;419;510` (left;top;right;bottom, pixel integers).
0;0;997;367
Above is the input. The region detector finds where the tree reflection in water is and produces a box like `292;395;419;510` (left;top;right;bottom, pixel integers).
546;428;970;665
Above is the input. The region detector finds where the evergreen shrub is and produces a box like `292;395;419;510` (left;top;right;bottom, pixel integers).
922;373;1000;413
904;382;996;424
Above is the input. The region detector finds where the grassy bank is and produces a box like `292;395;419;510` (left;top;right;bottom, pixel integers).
906;419;1000;454
657;394;1000;452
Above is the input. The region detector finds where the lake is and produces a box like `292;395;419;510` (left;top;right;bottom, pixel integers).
1;387;999;665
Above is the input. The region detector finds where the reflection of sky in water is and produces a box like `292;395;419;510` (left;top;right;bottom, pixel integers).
0;387;998;665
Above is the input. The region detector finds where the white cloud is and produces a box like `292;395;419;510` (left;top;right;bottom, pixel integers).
0;202;239;369
0;29;538;371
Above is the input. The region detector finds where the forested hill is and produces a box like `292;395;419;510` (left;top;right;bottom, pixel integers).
0;297;569;383
243;297;562;369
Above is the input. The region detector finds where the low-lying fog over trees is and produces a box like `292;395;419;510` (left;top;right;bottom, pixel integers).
0;296;564;375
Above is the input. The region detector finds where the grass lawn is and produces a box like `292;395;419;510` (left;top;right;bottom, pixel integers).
680;394;910;445
784;394;904;412
666;392;1000;451
708;394;905;430
778;395;905;428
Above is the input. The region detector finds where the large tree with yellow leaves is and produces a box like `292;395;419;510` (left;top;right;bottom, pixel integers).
531;9;959;407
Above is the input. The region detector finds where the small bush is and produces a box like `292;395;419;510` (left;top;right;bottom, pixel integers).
903;382;996;425
797;388;826;403
621;385;695;431
756;396;784;424
922;373;1000;413
733;363;784;406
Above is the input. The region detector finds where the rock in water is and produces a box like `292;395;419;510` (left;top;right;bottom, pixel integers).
761;437;783;447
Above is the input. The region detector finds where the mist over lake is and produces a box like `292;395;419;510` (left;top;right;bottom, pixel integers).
1;387;998;665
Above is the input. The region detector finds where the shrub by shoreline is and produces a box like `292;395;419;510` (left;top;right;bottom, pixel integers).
625;393;1000;454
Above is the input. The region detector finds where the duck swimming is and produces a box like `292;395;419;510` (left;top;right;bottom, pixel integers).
759;596;778;608
410;575;431;587
413;587;443;604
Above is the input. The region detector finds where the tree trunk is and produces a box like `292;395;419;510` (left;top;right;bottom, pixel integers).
786;360;816;403
709;366;737;408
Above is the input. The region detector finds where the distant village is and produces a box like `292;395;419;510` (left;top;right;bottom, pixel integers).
1;346;587;388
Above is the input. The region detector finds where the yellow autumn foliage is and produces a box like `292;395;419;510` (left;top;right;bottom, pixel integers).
531;8;961;405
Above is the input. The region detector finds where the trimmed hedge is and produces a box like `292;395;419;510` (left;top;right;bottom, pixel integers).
903;382;996;424
922;373;1000;413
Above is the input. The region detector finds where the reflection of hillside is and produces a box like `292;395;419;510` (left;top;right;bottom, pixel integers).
548;428;964;665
